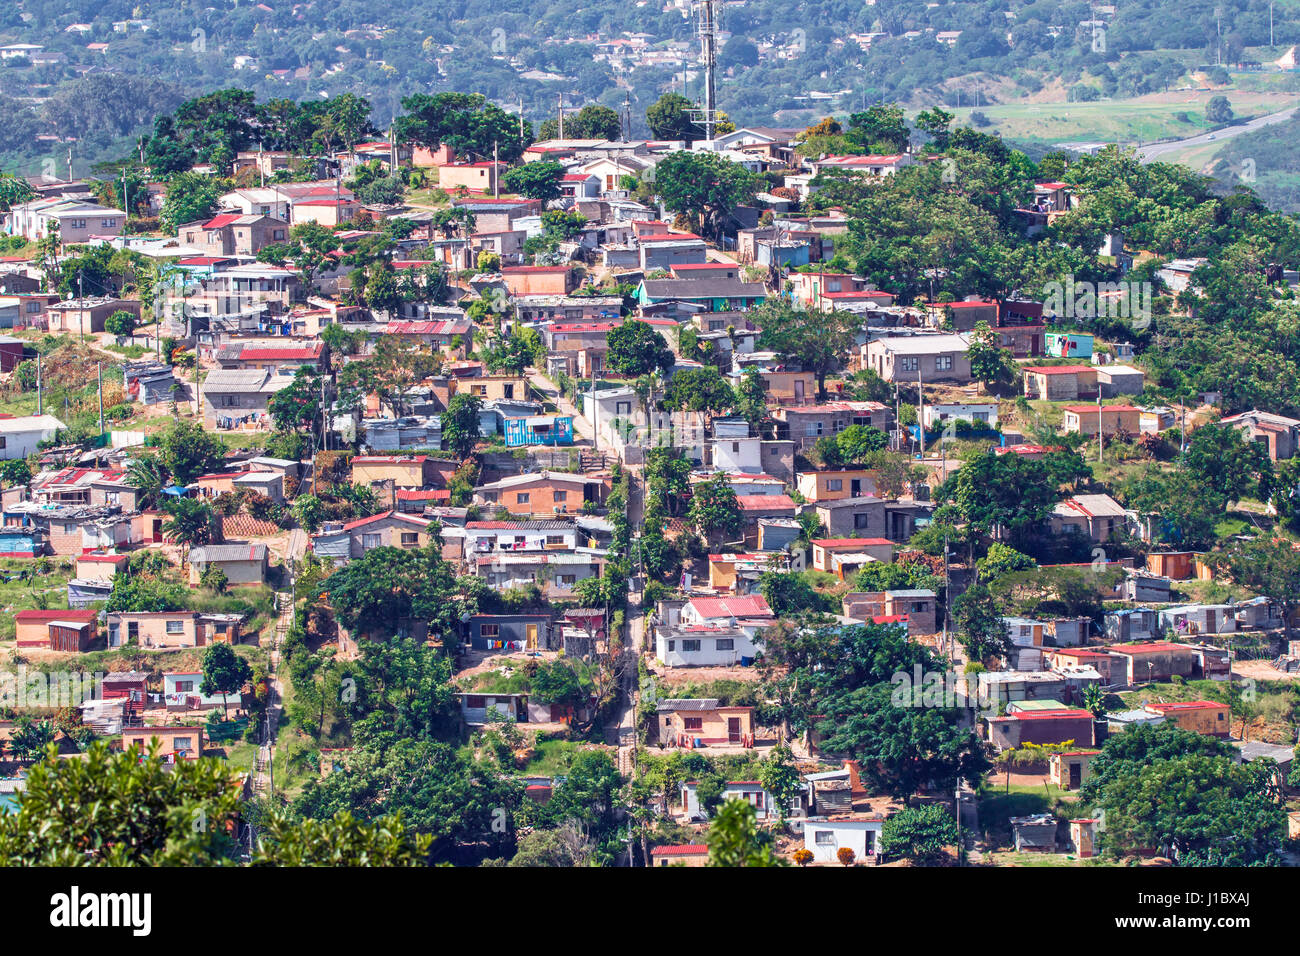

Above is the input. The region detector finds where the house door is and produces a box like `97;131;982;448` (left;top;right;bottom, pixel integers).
525;623;538;651
850;479;861;498
727;717;741;743
1069;763;1082;789
793;380;805;402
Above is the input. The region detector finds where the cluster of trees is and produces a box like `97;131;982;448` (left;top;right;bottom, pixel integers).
758;621;990;806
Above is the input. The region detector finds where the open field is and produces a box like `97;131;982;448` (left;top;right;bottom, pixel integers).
950;89;1300;147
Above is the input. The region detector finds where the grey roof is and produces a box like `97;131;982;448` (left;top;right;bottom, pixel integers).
190;543;268;563
657;698;721;713
640;278;767;300
202;369;291;395
102;671;150;683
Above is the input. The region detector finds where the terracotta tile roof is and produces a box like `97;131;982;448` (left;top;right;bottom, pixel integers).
222;514;283;538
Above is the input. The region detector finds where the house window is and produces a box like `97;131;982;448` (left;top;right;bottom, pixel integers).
805;422;822;437
553;490;566;502
854;513;871;529
361;533;381;550
273;229;285;240
682;639;701;652
165;620;184;635
683;716;703;730
176;681;194;693
900;356;919;373
480;624;500;638
731;442;740;453
69;219;86;230
173;737;192;752
400;532;419;547
716;638;734;651
935;355;953;371
558;574;576;586
616;401;632;415
814;830;836;846
826;479;842;492
666;640;675;651
466;695;486;708
102;219;117;229
516;493;530;505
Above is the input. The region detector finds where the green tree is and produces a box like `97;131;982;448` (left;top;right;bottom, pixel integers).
441;392;484;458
163;497;219;570
160;171;224;231
501;161;564;201
661;366;734;416
104;309;137;337
757;745;803;824
652;150;757;242
880;804;960;864
706;799;787;867
951;581;1012;663
752;300;856;400
606;319;674;377
0;458;32;489
1215;536;1300;644
836;424;888;463
538;104;622;141
1184;422;1273;506
689;473;742;547
817;683;990;806
200;641;253;714
646;92;699;143
1205;95;1234;125
158;419;227;484
965;320;1015;393
394;92;531;162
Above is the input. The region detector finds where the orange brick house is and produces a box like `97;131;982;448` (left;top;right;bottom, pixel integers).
474;471;607;516
121;725;205;761
656;698;755;748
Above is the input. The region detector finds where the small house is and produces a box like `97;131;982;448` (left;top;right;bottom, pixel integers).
656;699;754;748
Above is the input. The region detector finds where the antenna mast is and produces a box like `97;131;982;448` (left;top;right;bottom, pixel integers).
689;0;721;141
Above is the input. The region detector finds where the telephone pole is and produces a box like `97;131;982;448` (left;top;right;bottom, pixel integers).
97;362;104;438
1097;392;1104;463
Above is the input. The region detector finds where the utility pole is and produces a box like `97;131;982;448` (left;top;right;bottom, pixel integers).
121;169;130;220
66;146;72;182
916;367;925;458
77;270;84;345
558;94;565;140
1271;2;1275;47
493;140;499;199
1097;392;1104;463
518;96;525;142
97;361;104;438
36;352;42;415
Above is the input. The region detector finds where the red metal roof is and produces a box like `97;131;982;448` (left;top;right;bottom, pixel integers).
736;494;796;510
15;609;97;623
238;345;322;361
396;489;450;501
650;844;709;857
1024;365;1093;375
688;594;773;619
813;538;892;548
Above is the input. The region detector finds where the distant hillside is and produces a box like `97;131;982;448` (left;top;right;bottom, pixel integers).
2;0;1300;175
1214;110;1300;212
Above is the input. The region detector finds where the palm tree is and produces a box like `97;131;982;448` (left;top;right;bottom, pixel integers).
126;455;168;511
162;498;218;573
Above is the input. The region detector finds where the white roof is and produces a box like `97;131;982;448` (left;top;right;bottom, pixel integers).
0;414;65;434
872;333;970;354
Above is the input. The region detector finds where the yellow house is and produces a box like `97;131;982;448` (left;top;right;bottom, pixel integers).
454;375;528;402
796;469;878;502
707;552;776;591
657;699;755;748
350;455;436;490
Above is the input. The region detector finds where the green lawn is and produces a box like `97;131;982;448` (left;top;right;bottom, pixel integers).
0;558;75;639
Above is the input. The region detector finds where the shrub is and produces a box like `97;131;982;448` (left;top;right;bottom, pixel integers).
793;848;813;866
837;847;856;866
